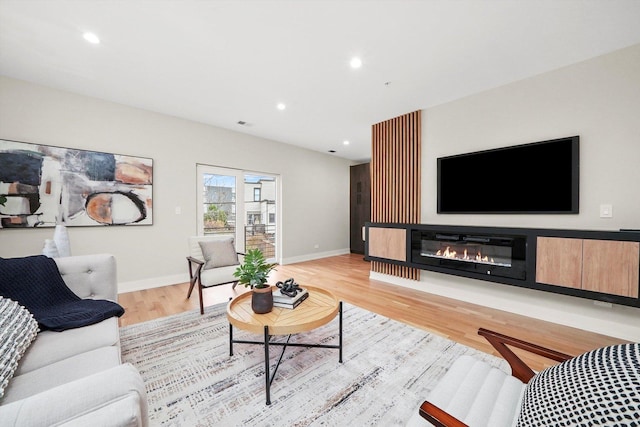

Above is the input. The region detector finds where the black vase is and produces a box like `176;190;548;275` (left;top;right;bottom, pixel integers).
251;286;273;314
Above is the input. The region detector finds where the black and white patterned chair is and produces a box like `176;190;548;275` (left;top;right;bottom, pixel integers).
412;329;640;427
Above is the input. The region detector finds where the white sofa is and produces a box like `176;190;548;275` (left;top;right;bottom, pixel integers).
0;254;148;427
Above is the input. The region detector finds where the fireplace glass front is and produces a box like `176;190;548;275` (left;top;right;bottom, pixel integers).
411;230;527;280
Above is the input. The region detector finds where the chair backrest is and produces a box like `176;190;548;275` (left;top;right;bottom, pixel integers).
188;235;235;261
516;342;640;426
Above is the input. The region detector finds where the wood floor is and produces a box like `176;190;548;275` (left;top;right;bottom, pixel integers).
118;253;625;372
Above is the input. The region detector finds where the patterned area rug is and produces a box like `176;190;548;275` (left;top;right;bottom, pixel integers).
120;303;507;426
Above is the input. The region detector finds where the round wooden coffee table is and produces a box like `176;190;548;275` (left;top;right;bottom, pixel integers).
227;285;343;405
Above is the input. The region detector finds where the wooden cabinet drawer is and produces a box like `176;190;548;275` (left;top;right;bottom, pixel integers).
536;237;583;289
582;240;639;298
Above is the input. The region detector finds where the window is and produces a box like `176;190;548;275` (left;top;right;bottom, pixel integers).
247;212;261;225
198;166;279;261
200;172;236;235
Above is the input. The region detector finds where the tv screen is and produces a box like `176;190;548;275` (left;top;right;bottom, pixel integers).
437;136;579;214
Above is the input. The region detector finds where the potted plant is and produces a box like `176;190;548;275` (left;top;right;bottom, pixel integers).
233;248;277;313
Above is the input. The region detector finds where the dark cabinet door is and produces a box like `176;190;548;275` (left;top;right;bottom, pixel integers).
350;163;370;254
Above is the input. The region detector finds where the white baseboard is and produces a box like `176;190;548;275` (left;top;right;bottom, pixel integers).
370;271;640;342
118;273;189;293
281;248;350;265
370;271;422;289
117;249;351;293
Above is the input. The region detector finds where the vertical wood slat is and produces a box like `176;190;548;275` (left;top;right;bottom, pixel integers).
371;110;421;280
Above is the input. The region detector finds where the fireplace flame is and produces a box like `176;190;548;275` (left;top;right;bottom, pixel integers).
436;246;494;264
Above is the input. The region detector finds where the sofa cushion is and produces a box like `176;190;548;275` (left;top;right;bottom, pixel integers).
200;265;239;288
199;238;239;269
15;317;119;376
0;297;39;399
426;355;526;427
516;343;640;427
0;363;147;427
1;346;121;404
54;254;118;301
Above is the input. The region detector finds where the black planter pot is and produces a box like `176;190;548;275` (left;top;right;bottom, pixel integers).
251;286;273;314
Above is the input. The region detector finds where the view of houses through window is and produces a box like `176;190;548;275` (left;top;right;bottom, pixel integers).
197;165;277;260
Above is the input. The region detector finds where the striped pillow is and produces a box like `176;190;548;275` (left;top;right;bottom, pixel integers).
0;296;39;398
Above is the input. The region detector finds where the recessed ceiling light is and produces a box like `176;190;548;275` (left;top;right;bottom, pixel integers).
83;32;100;44
277;103;286;111
350;57;362;69
343;140;350;145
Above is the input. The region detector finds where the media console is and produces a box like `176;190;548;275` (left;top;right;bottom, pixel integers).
365;223;640;308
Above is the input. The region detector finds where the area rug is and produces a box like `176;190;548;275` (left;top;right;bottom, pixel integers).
120;303;508;426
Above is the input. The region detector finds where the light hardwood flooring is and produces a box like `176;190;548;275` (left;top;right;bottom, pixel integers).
118;253;626;372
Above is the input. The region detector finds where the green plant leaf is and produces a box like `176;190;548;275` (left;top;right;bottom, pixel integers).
233;248;277;288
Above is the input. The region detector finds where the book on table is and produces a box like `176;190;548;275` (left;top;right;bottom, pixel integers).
272;288;309;309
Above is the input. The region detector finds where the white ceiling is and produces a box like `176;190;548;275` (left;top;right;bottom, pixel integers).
2;1;640;162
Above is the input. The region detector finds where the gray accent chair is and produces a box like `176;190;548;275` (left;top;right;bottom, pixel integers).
186;236;244;314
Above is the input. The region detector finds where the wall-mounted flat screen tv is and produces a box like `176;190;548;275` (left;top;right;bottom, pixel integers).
437;136;579;214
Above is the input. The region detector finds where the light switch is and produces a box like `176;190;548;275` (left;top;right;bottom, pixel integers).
599;204;613;218
175;206;182;215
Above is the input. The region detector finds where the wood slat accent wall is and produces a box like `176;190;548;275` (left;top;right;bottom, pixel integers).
371;110;421;280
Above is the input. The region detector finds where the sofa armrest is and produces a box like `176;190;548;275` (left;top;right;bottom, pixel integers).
0;363;147;427
54;254;118;302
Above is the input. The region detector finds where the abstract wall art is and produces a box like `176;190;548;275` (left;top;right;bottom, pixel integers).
0;139;153;228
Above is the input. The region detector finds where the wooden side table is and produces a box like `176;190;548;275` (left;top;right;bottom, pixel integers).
226;285;343;405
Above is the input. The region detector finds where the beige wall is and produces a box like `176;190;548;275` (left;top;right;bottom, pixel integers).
410;44;640;340
423;44;640;230
0;76;351;292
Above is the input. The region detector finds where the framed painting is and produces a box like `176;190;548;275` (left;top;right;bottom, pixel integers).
0;139;153;228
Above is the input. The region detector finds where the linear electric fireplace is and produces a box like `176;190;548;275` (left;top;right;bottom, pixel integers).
367;223;640;308
411;230;527;280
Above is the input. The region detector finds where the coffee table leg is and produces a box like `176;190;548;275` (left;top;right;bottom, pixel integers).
264;325;271;405
229;324;234;356
339;301;343;363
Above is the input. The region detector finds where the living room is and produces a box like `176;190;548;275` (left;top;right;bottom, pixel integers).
1;1;640;425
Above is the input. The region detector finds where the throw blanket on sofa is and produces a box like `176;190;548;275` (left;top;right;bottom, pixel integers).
0;255;124;331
